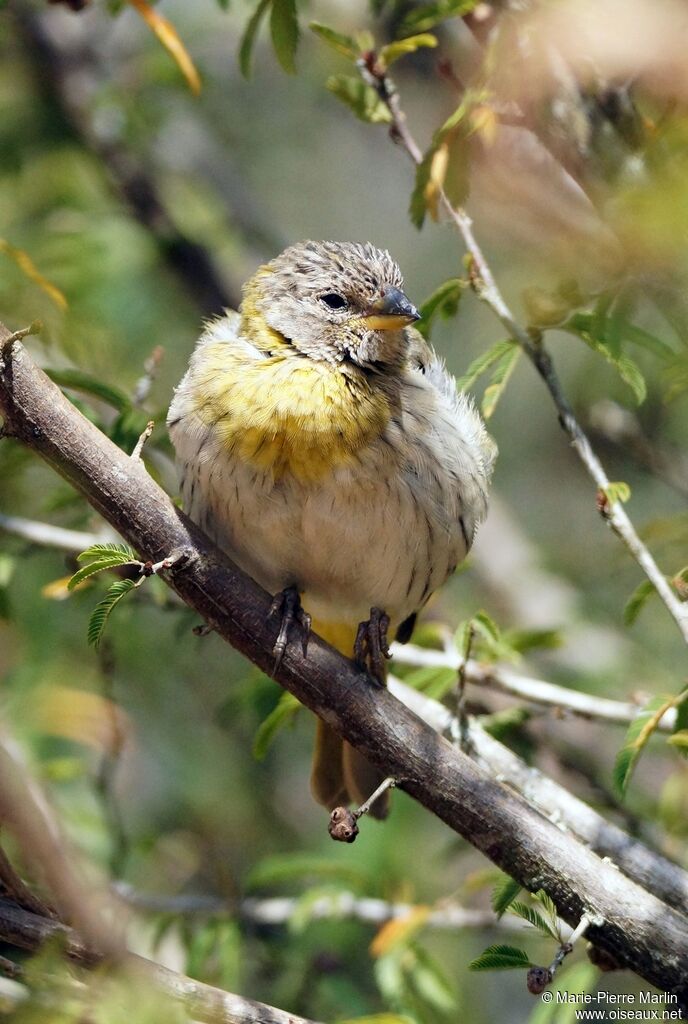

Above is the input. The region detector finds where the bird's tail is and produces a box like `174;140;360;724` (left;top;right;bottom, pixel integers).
309;619;390;820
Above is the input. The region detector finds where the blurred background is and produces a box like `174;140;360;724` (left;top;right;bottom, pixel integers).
0;1;687;1021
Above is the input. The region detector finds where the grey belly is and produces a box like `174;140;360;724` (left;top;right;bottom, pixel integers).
180;442;464;628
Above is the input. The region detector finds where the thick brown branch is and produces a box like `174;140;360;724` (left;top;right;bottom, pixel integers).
1;332;687;1001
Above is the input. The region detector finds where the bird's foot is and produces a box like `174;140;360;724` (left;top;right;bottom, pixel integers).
355;606;391;685
269;586;311;670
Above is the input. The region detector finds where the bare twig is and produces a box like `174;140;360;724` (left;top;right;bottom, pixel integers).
528;909;603;994
133;346;164;408
1;334;686;1001
0;512;102;553
363;62;688;646
115;884;530;933
0;730;128;958
390;644;677;732
95;642;129;878
131;420;154;461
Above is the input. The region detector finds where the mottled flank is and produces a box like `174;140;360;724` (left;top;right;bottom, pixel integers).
168;240;496;814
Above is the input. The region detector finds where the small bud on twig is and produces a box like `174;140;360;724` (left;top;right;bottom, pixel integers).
131;420;155;461
329;776;397;843
526;966;551;994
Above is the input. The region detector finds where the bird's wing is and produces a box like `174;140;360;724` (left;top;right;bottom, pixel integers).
404;326;497;477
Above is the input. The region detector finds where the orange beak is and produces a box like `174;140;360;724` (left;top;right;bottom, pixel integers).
358;286;421;331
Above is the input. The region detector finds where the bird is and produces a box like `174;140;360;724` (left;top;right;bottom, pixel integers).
167;240;495;818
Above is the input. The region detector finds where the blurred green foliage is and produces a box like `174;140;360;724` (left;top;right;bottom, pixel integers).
0;1;687;1021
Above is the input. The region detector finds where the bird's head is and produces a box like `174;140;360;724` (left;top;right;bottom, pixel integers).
241;240;420;370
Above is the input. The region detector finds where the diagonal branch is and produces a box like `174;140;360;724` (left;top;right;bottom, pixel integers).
390;644;678;732
361;61;688;646
1;329;687;1003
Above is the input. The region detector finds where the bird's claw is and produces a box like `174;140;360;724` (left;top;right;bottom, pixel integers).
269;586;311;670
355;606;391;685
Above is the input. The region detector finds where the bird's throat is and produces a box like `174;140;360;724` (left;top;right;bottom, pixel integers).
191;340;392;482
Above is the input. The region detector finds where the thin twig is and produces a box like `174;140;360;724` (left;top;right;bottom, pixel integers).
354;776;396;819
364;63;688;646
0;513;103;553
0;731;128;959
131;420;154;461
133;346;164;408
95;642;129;878
390;643;677;732
114;884;530;933
528;909;604;994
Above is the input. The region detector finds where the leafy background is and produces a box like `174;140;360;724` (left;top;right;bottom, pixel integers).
0;1;687;1021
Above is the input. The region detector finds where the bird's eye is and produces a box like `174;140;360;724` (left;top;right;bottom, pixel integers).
320;293;347;310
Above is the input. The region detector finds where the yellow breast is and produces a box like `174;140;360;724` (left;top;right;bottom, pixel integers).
191;342;391;482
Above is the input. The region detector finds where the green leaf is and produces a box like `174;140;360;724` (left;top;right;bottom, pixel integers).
533;889;559;930
509;901;559;941
623;322;675;362
309;22;358;59
472;610;500;644
481;343;520;419
455;338;514;392
562;315;647;404
490;875;522;918
252;691;301;759
410;946;456;1014
417;278;462;339
400;0;479;35
667;730;688;751
0;553;15;620
469;944;534;971
46;369;131;413
239;0;271;78
380;33;438;68
410;92;481;227
623;579;656;626
68;555;139;591
613;693;685;795
77;543;138;563
522;286;571;328
246;854;369;890
326;75;392;124
287;886;347;934
501;628;562;654
669;688;688;759
675;690;688;733
602;481;631;505
87;578;136;648
216;0;230;8
403;665;457;700
339;1016;414;1024
615;355;647;404
270;0;299;73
